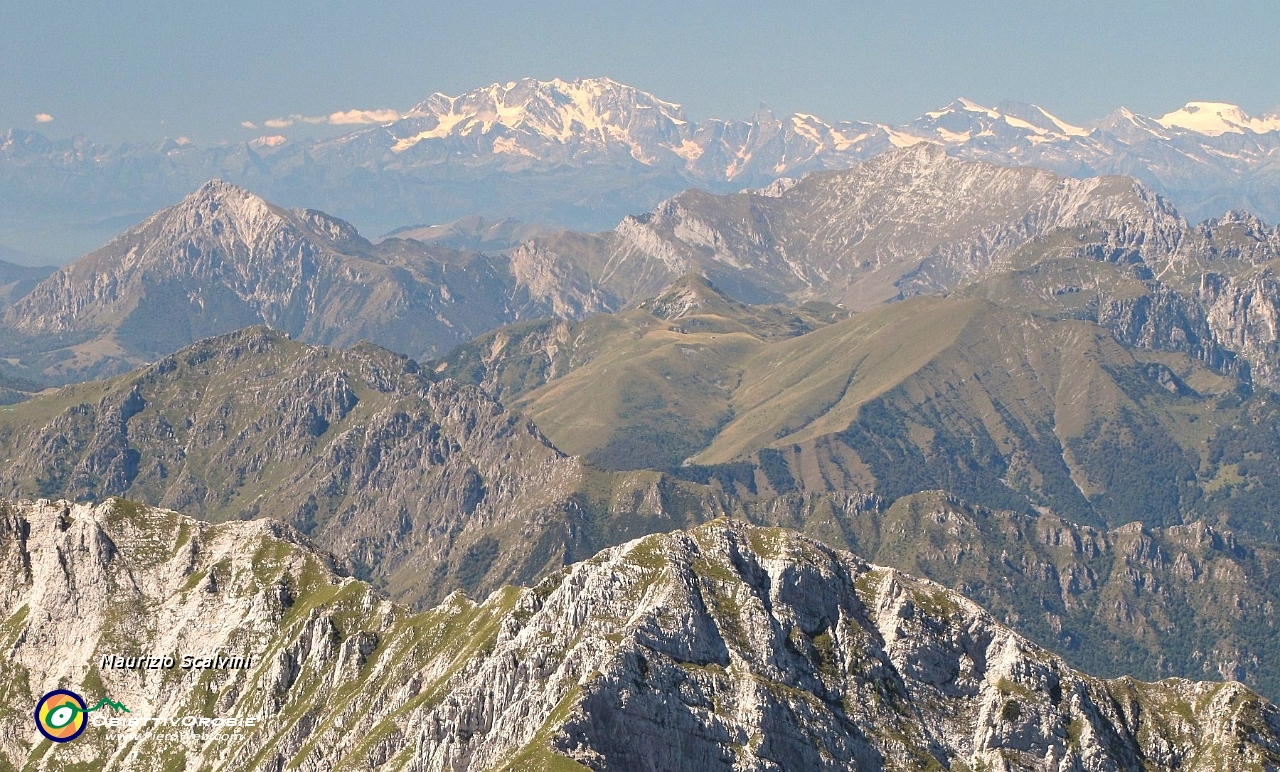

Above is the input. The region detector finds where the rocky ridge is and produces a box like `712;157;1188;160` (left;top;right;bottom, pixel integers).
800;490;1280;697
0;181;546;383
8;150;1280;391
0;327;580;605
3;498;1277;771
507;145;1193;310
505;148;1280;390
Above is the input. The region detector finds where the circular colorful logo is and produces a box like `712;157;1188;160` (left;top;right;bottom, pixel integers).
34;690;87;743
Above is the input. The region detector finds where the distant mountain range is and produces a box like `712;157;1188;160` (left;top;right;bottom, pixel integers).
3;77;1279;261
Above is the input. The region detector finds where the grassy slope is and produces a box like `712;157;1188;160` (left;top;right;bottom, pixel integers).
446;283;1258;531
437;276;847;470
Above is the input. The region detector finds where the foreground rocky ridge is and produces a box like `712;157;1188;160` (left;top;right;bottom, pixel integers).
785;491;1280;698
3;498;1277;771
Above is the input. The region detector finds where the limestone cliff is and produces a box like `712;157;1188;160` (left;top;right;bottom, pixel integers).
2;498;1276;771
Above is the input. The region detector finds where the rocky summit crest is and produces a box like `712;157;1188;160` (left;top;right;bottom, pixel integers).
2;500;1278;771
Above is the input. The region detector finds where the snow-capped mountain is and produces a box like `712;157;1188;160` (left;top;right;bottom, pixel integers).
913;98;1092;143
1154;101;1280;136
328;77;891;184
387;77;691;158
3;78;1279;261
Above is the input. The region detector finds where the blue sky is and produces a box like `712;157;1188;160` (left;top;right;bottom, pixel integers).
3;0;1277;143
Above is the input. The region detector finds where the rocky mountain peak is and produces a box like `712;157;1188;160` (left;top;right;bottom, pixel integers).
0;127;53;156
187;177;257;201
1;179;385;357
1207;209;1276;233
1092;106;1176;142
995;100;1092;136
878;140;952;167
123;180;370;260
912;98;1089;143
150;179;282;242
637;274;742;320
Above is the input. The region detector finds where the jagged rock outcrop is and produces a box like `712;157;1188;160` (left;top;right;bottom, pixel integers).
801;490;1280;698
1096;286;1246;379
1032;210;1280;388
510;145;1195;311
2;500;1277;771
1198;268;1280;387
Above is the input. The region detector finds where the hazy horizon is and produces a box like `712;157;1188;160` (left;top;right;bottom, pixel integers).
4;0;1277;144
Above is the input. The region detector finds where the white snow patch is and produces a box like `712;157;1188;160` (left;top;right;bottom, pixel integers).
1035;105;1090;137
391;113;473;151
935;128;972;143
789;115;829;146
885;128;927;148
1001;114;1046;134
250;135;288;148
957;98;1001;119
673;139;705;162
830;129;874;151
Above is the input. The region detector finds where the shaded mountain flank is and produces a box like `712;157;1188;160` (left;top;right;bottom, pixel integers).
7;324;1280;700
